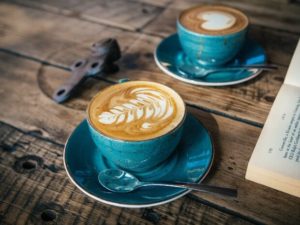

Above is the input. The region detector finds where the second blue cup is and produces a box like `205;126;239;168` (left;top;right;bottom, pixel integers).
177;5;249;68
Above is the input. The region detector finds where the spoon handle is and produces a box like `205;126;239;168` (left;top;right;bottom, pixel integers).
207;64;278;73
141;182;237;198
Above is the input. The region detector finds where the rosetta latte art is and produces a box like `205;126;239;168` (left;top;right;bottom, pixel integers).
97;87;175;135
88;81;185;140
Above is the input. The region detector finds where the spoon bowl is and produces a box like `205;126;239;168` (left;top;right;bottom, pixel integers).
98;169;141;193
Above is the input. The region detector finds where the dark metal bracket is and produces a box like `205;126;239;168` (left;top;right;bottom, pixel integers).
52;38;121;103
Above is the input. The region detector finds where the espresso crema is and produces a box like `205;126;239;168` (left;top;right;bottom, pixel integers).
88;81;185;141
179;5;248;35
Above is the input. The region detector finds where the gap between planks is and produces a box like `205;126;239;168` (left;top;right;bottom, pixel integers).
186;194;264;225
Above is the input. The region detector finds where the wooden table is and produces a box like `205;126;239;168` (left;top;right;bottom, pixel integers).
0;0;300;224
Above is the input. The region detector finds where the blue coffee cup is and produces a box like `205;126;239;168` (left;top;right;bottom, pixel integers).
87;81;186;172
177;5;249;68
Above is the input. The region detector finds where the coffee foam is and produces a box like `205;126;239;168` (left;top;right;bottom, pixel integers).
179;5;248;35
88;81;185;141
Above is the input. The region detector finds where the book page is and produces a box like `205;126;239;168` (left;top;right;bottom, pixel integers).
246;39;300;197
284;39;300;87
246;84;300;180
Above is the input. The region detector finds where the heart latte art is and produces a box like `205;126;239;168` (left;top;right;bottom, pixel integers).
179;5;248;35
197;11;236;30
88;81;185;141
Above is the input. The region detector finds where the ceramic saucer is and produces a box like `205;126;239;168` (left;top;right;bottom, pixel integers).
64;114;214;208
154;34;266;86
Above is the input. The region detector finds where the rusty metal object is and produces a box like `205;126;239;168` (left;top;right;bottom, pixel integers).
52;38;121;103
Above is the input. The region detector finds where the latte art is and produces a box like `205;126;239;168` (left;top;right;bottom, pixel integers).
98;87;174;130
88;81;185;141
197;11;236;30
179;5;248;35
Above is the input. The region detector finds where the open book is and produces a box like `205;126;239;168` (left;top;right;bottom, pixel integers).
246;39;300;198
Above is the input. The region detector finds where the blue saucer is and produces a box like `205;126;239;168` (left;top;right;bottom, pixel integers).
64;114;214;208
155;34;266;86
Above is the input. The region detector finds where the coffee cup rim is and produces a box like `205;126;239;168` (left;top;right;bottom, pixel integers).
86;81;187;143
177;4;249;37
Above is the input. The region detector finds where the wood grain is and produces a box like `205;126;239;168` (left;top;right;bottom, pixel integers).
4;0;85;15
0;2;141;67
7;0;300;33
0;52;300;225
0;122;254;225
1;2;299;126
73;0;163;31
0;53;85;143
7;0;164;31
132;0;173;7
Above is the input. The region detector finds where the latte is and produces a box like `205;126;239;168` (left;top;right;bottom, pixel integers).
179;5;248;35
88;81;185;141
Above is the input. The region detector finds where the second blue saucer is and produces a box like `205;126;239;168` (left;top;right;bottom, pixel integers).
64;114;214;208
155;34;266;86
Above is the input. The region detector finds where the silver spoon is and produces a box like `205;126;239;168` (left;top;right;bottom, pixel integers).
98;169;237;198
178;64;278;78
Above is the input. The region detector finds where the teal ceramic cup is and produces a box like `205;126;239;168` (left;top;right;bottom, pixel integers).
177;5;249;68
87;81;186;172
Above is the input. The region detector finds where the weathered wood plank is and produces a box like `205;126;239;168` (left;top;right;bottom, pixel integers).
132;0;173;7
113;66;285;126
1;2;299;126
0;2;143;68
0;53;113;143
170;0;300;17
0;52;300;225
5;0;297;68
8;0;300;33
72;0;164;31
7;0;164;31
4;0;85;15
0;122;254;225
